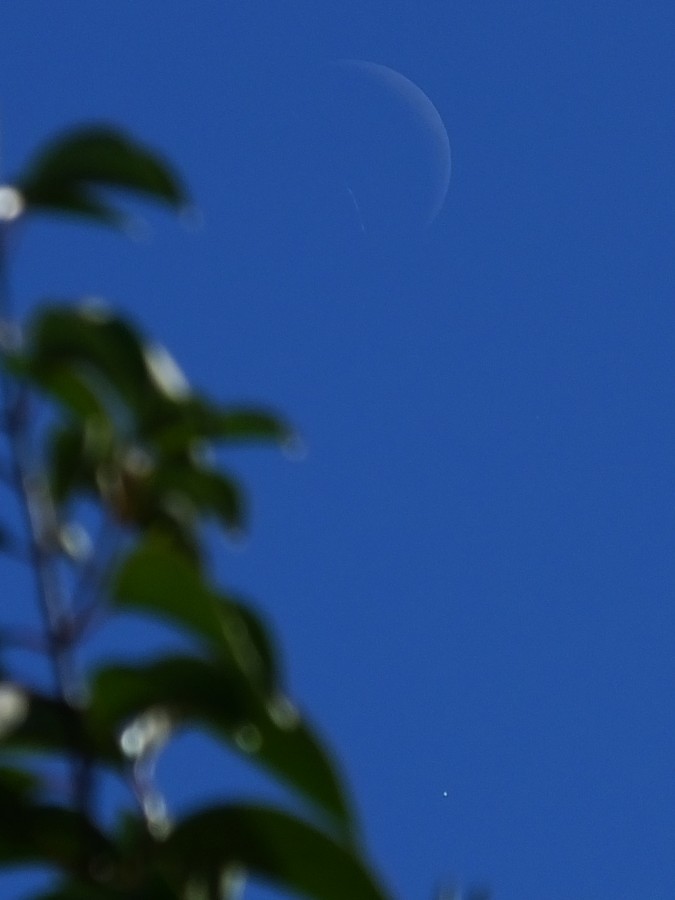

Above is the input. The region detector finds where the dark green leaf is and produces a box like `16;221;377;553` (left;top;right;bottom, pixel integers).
18;126;186;226
47;418;114;503
24;305;154;417
145;398;293;456
46;421;207;555
89;656;354;836
89;657;253;735
112;540;233;656
163;804;391;900
0;800;111;873
3;352;106;420
113;538;279;689
0;691;121;766
31;887;162;900
227;601;279;695
197;408;293;443
33;813;179;898
148;462;245;533
0;765;41;798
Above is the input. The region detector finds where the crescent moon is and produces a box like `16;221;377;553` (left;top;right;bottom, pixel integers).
323;60;452;232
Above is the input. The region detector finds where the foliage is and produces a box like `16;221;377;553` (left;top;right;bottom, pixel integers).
0;127;392;899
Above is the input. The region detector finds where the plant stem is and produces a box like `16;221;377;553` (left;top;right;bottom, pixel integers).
0;217;93;822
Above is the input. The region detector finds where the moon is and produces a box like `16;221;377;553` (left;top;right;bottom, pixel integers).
315;60;452;236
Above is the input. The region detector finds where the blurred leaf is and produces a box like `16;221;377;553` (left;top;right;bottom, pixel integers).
89;656;354;836
33;863;180;900
47;418;113;503
45;420;207;560
0;691;72;755
112;538;278;689
2;351;107;420
148;462;245;533
144;397;293;456
212;408;292;442
163;804;390;900
31;886;176;900
33;812;179;898
22;305;155;418
33;365;108;420
18;126;186;226
0;765;41;798
141;517;202;565
0;799;111;873
0;691;121;766
15;306;292;493
228;601;279;696
112;541;232;654
89;656;258;739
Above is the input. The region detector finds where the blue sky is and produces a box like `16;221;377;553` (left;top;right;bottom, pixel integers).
2;2;675;898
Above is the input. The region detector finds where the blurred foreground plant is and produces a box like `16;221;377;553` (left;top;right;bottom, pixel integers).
0;126;391;900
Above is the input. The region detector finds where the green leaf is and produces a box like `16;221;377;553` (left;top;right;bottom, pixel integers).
0;799;111;873
3;352;107;420
89;656;354;837
0;690;121;767
193;407;294;444
23;305;155;418
148;462;245;533
113;538;279;689
47;418;114;503
33;813;179;898
140;397;294;456
0;765;42;799
162;804;391;900
18;126;186;226
228;602;279;696
113;541;232;654
31;887;162;900
31;883;179;900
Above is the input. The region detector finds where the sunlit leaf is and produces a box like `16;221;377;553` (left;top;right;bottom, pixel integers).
163;804;391;900
18;126;186;227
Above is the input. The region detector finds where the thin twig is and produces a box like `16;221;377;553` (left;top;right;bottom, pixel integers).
72;513;120;612
0;217;93;822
